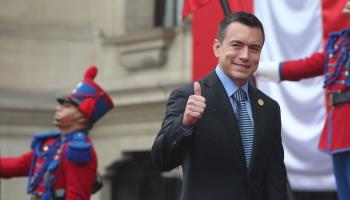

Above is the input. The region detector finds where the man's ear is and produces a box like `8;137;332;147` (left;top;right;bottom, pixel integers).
74;111;88;124
213;39;221;58
78;117;93;130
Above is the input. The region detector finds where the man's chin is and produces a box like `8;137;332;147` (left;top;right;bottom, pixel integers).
53;119;64;127
235;74;250;81
53;120;60;127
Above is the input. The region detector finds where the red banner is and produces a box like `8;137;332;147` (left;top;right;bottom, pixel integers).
183;0;213;19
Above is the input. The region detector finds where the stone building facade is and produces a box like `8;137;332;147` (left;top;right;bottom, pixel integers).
0;0;191;199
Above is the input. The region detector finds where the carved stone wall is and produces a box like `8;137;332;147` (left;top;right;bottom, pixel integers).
0;0;191;199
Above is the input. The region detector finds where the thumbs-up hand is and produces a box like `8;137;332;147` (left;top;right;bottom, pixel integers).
182;82;206;128
194;81;201;96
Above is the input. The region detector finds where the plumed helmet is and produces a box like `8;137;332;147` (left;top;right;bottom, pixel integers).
57;66;114;123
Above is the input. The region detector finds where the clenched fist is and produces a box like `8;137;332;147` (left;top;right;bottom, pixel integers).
182;82;206;128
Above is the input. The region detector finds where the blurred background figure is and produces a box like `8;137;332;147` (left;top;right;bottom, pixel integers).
256;0;350;199
1;66;114;199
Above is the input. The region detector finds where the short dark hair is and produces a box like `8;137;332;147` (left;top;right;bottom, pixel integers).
217;12;265;44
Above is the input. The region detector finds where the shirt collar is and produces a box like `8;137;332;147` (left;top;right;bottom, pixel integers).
215;65;249;98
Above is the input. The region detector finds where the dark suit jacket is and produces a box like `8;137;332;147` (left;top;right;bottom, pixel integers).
151;71;287;200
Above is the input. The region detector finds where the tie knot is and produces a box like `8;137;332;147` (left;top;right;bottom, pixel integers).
233;88;247;102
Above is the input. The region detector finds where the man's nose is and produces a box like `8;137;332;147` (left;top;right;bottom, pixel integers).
239;47;249;60
56;105;62;111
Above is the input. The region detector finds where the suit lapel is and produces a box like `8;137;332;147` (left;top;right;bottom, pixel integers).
247;85;265;173
202;72;247;171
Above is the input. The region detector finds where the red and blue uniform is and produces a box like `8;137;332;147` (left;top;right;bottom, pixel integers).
279;27;350;200
280;27;350;153
0;129;97;200
1;66;113;200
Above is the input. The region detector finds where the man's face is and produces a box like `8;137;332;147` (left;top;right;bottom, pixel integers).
213;22;263;86
53;101;82;128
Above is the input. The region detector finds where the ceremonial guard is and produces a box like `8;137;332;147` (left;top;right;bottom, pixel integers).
256;1;350;199
0;66;114;200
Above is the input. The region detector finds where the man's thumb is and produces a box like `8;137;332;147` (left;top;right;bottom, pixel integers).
194;82;201;96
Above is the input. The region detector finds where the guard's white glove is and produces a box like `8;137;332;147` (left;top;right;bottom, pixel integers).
343;0;350;18
255;61;281;83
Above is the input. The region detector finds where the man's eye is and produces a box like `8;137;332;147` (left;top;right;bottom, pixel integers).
229;44;242;49
249;47;261;53
62;102;72;107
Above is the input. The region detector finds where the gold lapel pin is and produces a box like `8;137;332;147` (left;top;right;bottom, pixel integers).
258;99;264;106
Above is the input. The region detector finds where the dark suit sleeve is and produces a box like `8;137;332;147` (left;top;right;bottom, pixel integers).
151;87;192;171
263;103;287;200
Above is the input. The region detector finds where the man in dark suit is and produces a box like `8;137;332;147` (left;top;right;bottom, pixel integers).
151;12;287;200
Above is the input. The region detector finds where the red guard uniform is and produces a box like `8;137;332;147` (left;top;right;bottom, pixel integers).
1;130;97;200
279;28;350;153
0;66;114;200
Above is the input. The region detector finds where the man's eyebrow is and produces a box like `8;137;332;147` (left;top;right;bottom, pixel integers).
229;40;243;44
250;44;262;48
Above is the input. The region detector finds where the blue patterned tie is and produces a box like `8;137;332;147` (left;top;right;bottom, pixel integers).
233;88;254;167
